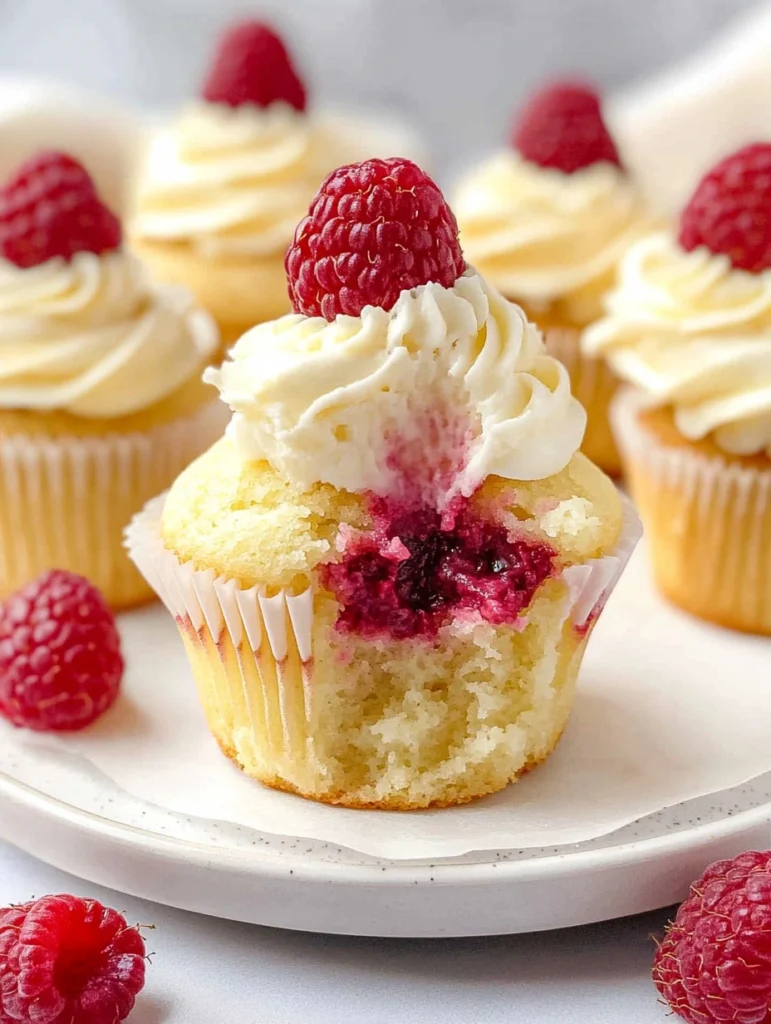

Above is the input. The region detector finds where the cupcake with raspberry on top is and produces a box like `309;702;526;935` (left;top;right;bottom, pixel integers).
131;20;423;351
454;81;652;476
128;157;639;810
586;143;771;635
0;151;222;608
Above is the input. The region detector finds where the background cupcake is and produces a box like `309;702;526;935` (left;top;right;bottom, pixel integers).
0;150;222;608
130;19;424;353
586;143;771;635
454;81;651;476
128;157;638;810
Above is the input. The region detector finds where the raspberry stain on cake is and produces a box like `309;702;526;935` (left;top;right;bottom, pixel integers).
322;492;555;641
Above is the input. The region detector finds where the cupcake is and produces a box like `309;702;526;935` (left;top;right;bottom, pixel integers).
585;143;771;635
454;81;651;476
130;20;423;351
0;150;223;609
128;157;639;810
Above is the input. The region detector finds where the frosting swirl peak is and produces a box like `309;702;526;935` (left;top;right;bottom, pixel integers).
206;270;586;495
0;251;218;418
455;152;648;321
584;231;771;456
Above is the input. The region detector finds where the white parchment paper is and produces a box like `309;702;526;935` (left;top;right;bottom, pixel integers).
11;537;771;861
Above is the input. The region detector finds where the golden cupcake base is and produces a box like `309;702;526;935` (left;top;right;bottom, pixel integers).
0;391;226;608
127;491;640;811
613;389;771;635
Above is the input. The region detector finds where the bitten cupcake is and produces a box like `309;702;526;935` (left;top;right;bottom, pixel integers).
454;82;651;475
0;151;222;608
128;158;639;810
585;143;771;635
130;20;423;350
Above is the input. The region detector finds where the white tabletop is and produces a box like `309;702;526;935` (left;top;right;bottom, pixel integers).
0;840;672;1023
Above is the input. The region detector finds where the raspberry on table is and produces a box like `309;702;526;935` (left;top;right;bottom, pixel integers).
0;570;124;732
203;19;307;112
0;894;146;1024
285;157;466;321
0;151;121;269
512;81;622;174
679;143;771;273
653;850;771;1023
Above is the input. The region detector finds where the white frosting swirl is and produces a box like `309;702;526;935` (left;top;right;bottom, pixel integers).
454;152;648;318
206;270;586;495
584;232;771;455
0;251;218;418
133;102;420;259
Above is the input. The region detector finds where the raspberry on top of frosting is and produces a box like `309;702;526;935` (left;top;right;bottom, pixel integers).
679;143;771;273
0;150;121;269
512;81;622;175
285;157;467;320
208;157;585;497
202;19;307;112
0;150;218;419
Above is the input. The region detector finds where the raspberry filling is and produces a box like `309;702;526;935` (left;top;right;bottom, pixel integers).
322;496;555;641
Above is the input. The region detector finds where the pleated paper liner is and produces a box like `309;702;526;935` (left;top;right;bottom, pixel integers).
543;326;623;477
612;387;771;635
0;399;227;609
126;489;641;805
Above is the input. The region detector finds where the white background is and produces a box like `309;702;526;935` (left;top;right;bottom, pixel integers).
0;0;759;169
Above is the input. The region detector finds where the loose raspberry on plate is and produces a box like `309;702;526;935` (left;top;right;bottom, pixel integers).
512;81;622;174
653;850;771;1023
679;143;771;273
0;151;121;269
285;157;466;320
202;19;307;112
0;894;146;1024
0;570;124;732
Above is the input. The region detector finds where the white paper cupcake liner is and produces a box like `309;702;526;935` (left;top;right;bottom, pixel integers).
543;326;622;474
0;399;227;607
612;387;771;633
127;489;641;667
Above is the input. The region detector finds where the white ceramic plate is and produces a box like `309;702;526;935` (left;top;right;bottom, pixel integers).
2;726;771;936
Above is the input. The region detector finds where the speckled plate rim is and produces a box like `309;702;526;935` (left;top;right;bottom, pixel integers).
2;767;770;883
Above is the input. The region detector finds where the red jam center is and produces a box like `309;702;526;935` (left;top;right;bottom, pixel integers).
322;496;555;641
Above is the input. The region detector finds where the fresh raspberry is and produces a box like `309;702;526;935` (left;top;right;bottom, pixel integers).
202;20;307;112
0;894;146;1024
0;151;121;269
285;157;466;320
0;570;123;732
679;144;771;273
512;81;622;174
653;850;771;1023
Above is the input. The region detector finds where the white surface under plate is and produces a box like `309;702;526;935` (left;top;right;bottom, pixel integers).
1;542;771;936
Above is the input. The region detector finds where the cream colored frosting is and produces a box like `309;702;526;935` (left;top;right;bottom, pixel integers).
454;152;648;321
0;251;218;418
206;270;586;496
133;102;420;259
584;231;771;455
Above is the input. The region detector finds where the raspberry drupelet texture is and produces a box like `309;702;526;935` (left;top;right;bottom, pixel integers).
512;81;622;175
285;157;466;320
679;143;771;273
322;495;555;641
653;850;771;1024
0;570;124;732
202;20;307;112
0;151;121;269
0;894;146;1024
